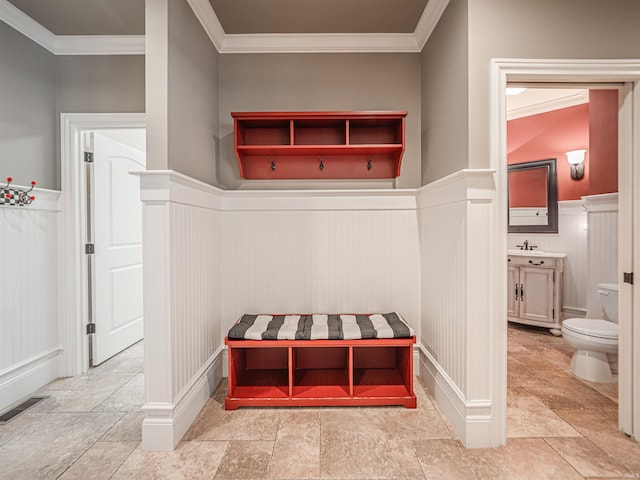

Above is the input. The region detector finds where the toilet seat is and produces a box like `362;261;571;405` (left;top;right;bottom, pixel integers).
562;318;618;340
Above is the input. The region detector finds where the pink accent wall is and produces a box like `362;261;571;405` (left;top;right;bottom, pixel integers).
507;91;619;202
589;90;618;195
508;103;589;202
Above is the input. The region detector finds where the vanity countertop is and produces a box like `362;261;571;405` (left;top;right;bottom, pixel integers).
507;249;567;258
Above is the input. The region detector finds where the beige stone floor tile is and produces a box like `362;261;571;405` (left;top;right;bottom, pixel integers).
58;441;138;480
268;439;320;479
524;384;587;410
93;372;144;412
507;389;581;438
186;403;281;441
544;371;618;409
507;357;551;387
0;412;44;447
112;440;228;480
544;436;630;477
555;408;640;473
361;405;453;441
214;440;273;479
51;373;137;412
413;439;477;480
463;438;583;480
320;409;388;443
276;411;321;443
0;411;123;480
100;410;144;442
320;437;424;479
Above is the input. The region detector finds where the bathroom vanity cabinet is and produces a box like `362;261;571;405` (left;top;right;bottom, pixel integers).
507;251;566;336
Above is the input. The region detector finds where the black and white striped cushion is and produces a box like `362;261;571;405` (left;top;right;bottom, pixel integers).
227;312;414;340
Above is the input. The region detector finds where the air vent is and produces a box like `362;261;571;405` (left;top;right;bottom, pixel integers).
0;397;46;424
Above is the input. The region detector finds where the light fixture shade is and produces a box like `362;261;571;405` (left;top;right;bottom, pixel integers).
565;149;586;165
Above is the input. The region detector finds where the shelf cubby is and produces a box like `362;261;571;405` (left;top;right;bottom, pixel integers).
232;111;407;179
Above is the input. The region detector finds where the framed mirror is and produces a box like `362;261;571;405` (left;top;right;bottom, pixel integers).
508;158;558;233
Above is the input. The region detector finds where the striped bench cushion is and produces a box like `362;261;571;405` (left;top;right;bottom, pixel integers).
227;312;414;341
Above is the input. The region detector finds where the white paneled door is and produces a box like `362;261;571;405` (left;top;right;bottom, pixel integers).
91;132;145;365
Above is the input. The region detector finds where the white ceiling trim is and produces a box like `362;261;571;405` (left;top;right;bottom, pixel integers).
0;0;144;55
54;35;145;55
188;0;449;54
507;91;590;120
414;0;451;51
0;0;57;53
1;0;449;55
220;33;420;54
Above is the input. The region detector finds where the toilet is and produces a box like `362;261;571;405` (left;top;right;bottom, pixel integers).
561;283;618;383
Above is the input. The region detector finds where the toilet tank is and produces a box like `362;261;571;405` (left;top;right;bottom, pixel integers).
597;282;619;323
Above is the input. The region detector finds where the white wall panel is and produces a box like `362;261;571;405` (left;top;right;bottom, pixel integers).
584;193;618;318
0;189;61;410
508;200;588;314
221;203;421;335
416;169;499;447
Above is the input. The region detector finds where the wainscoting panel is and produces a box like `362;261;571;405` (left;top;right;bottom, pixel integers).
416;170;500;447
0;189;62;411
508;200;588;315
584;193;618;318
139;172;224;451
221;195;421;336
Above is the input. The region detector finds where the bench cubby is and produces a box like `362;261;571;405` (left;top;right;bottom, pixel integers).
225;337;416;409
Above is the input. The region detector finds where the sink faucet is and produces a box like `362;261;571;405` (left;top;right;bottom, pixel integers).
515;240;538;251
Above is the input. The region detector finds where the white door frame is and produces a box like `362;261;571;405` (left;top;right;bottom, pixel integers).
490;59;640;442
59;113;146;376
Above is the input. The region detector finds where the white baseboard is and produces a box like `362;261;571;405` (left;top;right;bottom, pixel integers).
419;348;497;448
0;348;62;412
141;349;224;451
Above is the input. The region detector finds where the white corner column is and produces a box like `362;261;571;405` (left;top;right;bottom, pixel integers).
417;169;503;447
139;171;225;451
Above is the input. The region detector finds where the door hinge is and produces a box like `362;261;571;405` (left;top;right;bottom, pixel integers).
624;272;634;285
553;271;556;283
552;308;555;319
86;323;96;334
85;243;94;254
84;151;94;163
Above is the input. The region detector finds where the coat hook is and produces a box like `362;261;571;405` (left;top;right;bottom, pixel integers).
270;158;276;171
367;155;373;171
319;157;324;171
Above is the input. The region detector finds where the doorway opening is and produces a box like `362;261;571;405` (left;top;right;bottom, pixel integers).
505;84;621;439
60;113;146;376
491;60;640;446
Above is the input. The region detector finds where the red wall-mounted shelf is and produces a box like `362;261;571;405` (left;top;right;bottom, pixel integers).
225;337;416;409
232;111;408;180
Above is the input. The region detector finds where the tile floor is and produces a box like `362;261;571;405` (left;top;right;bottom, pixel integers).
1;324;640;479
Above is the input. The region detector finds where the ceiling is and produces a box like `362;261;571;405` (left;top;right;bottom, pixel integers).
209;0;428;35
5;0;429;36
6;0;145;35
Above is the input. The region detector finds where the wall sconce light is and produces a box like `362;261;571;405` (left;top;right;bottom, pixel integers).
565;149;586;180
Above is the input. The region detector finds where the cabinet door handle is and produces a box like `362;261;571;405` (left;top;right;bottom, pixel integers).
515;283;519;301
520;283;524;301
528;260;545;266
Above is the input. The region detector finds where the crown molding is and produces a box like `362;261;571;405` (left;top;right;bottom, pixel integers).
507;90;589;120
0;0;144;55
188;0;447;54
0;0;56;53
54;35;145;55
220;33;420;54
414;0;451;51
184;0;225;51
2;0;448;55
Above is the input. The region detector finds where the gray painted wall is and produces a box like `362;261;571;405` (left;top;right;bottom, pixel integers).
0;20;145;190
166;0;219;186
0;22;57;190
421;0;468;185
218;53;421;189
